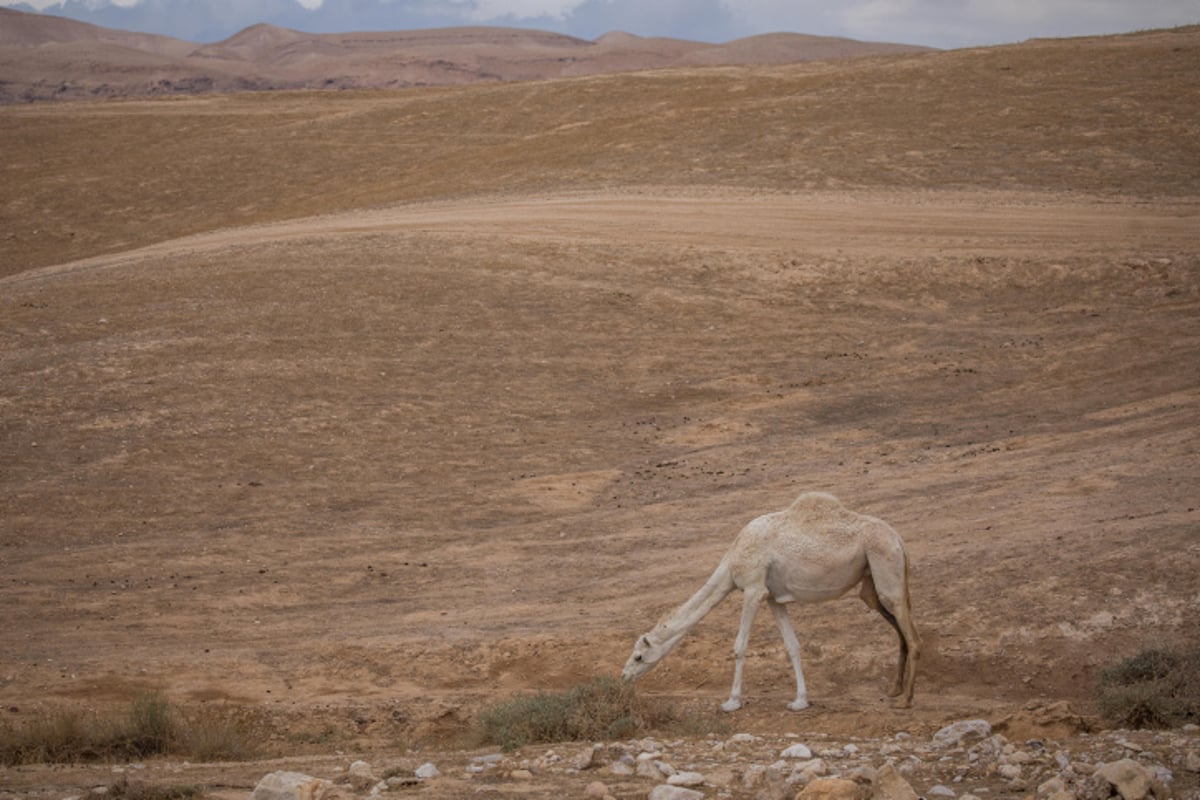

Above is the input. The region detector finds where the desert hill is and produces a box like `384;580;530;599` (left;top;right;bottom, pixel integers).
0;6;931;103
2;23;1196;274
0;21;1198;800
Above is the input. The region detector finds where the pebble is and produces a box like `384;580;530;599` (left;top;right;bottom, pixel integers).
783;743;815;759
247;715;1191;799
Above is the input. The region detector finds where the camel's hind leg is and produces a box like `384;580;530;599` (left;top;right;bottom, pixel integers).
860;557;920;708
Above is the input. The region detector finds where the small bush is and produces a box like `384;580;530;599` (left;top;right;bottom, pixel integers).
176;705;261;762
478;677;645;751
1097;645;1200;728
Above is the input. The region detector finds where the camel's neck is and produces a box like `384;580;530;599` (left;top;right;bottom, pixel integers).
657;559;735;642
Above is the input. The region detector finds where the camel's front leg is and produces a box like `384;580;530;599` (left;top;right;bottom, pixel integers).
768;597;808;711
722;587;765;712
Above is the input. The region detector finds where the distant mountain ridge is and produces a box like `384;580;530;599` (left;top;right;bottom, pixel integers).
0;7;934;103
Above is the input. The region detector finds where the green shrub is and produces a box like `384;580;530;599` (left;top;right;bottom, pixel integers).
478;676;644;751
1097;645;1200;728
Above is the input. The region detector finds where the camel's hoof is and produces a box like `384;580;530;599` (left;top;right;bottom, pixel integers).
787;699;809;712
720;699;742;713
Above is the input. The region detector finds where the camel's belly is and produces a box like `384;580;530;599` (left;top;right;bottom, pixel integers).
765;556;865;604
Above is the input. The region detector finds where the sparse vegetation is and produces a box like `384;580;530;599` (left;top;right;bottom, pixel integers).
477;677;731;751
1097;645;1200;728
478;676;695;751
107;777;206;800
0;693;261;766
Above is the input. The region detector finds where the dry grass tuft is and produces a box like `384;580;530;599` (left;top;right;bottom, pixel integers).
1097;645;1200;728
0;693;262;766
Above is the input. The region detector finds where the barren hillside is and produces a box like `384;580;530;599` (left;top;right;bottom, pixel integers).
0;7;929;103
0;23;1198;800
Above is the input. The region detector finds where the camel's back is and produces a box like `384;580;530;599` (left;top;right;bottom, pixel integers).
728;492;878;599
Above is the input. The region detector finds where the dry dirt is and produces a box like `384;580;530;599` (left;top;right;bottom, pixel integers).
1;24;1199;800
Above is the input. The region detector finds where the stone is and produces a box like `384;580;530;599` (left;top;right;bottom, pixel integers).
743;764;768;789
250;771;332;800
797;776;863;800
1093;759;1163;800
998;764;1022;780
783;743;814;759
1038;777;1067;797
572;746;597;770
872;763;919;800
928;786;956;798
584;780;609;798
414;763;440;780
510;769;534;780
347;761;373;778
649;786;705;800
932;720;992;749
668;771;705;787
609;761;634;776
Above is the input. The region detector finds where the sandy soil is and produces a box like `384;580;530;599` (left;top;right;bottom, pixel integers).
2;187;1198;796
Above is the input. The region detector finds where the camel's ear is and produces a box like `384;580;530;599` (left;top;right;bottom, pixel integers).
640;636;651;648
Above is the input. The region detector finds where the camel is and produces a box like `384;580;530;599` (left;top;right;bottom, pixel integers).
621;492;919;711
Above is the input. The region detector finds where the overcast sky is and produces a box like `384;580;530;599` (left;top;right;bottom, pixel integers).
4;0;1198;48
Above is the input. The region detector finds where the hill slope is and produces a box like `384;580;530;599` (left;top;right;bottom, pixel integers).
0;7;931;102
1;25;1196;274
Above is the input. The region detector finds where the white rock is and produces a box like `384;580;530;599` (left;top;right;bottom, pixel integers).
743;764;767;789
1094;759;1157;800
609;761;634;776
250;771;332;800
649;785;704;800
728;733;760;745
998;764;1023;780
585;780;610;798
571;746;596;770
933;720;992;749
348;761;373;778
414;763;440;780
667;771;706;787
782;743;814;759
929;785;956;797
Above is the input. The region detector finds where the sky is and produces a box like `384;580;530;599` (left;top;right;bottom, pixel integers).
3;0;1198;49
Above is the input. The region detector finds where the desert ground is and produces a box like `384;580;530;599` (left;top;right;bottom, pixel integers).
1;22;1198;800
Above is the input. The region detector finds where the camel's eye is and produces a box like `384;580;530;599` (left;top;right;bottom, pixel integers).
634;655;643;662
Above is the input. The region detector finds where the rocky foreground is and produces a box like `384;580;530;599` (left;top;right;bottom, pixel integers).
245;717;1200;800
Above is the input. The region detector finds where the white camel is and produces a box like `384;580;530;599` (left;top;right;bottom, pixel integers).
621;492;920;711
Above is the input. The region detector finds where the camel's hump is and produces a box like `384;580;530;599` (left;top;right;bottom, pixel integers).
786;491;844;515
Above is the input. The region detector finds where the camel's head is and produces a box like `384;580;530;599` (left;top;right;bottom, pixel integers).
621;633;668;682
